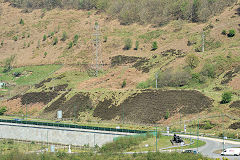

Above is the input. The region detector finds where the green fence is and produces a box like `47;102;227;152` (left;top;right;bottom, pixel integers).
0;119;146;134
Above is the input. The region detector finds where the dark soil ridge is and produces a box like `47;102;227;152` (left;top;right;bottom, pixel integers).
229;122;240;130
221;65;240;84
93;89;213;124
229;100;240;108
43;92;93;118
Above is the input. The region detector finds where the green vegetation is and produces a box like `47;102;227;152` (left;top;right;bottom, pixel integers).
227;29;235;37
12;36;18;41
221;30;226;35
19;18;24;25
44;52;48;58
73;34;79;45
186;54;199;69
68;41;73;49
221;92;232;104
134;40;139;50
3;55;15;73
124;38;132;50
139;30;164;41
121;79;126;88
0;65;62;85
53;37;58;45
164;110;169;120
43;34;47;41
103;36;107;43
151;41;158;51
1;40;3;46
0;150;211;160
61;31;67;41
0;106;7;115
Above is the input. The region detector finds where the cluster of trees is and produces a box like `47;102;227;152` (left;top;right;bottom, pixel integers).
5;0;237;25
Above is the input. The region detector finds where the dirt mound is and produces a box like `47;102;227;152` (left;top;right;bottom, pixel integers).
43;93;92;118
21;92;58;105
229;100;240;108
35;78;52;88
229;122;240;130
93;90;213;124
110;55;150;72
221;65;240;84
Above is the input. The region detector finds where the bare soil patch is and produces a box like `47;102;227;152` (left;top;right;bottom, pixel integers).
93;89;213;124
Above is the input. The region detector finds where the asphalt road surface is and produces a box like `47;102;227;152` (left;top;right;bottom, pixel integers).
166;134;240;160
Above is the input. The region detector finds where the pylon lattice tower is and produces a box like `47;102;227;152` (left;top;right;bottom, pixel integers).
92;22;102;77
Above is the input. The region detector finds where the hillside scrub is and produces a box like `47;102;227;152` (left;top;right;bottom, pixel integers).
5;0;237;25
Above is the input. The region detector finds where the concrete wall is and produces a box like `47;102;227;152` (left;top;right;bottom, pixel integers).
0;122;134;147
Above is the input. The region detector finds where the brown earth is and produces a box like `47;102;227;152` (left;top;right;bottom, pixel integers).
93;89;213;124
230;100;240;108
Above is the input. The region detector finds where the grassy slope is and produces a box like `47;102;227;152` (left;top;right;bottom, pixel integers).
0;1;240;137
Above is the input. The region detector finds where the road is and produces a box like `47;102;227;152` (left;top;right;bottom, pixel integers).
165;133;240;160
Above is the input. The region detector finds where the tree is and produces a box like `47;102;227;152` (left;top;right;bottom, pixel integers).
43;34;47;41
186;54;199;69
0;106;7;115
134;40;139;50
53;37;58;45
221;92;232;104
151;41;158;51
19;18;24;25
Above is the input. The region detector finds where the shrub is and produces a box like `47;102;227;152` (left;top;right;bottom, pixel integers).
68;41;73;49
44;52;47;58
201;63;216;78
221;92;232;104
185;54;200;69
123;38;132;50
121;79;126;88
0;106;7;115
151;41;158;51
53;37;58;45
164;110;169;119
3;55;15;73
73;34;79;45
157;69;191;87
134;40;139;50
61;31;67;41
13;36;18;41
1;40;3;46
103;36;107;42
191;73;206;84
19;18;24;25
221;30;226;35
43;34;47;41
227;29;235;37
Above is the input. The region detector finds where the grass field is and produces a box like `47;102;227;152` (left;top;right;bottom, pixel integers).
0;65;62;86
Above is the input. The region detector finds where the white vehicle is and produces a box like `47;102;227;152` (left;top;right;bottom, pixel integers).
221;148;240;156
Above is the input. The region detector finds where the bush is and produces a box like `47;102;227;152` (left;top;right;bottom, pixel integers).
61;31;67;41
134;40;139;50
19;18;24;25
151;41;158;51
53;37;58;45
191;73;206;84
68;41;73;49
3;55;15;73
123;38;132;50
157;69;192;87
227;29;235;37
44;52;47;58
121;79;126;88
221;92;232;104
1;40;3;46
103;36;107;42
185;54;199;69
43;34;47;41
201;63;216;78
0;106;7;115
164;110;169;119
13;36;18;41
73;34;79;45
221;30;226;35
